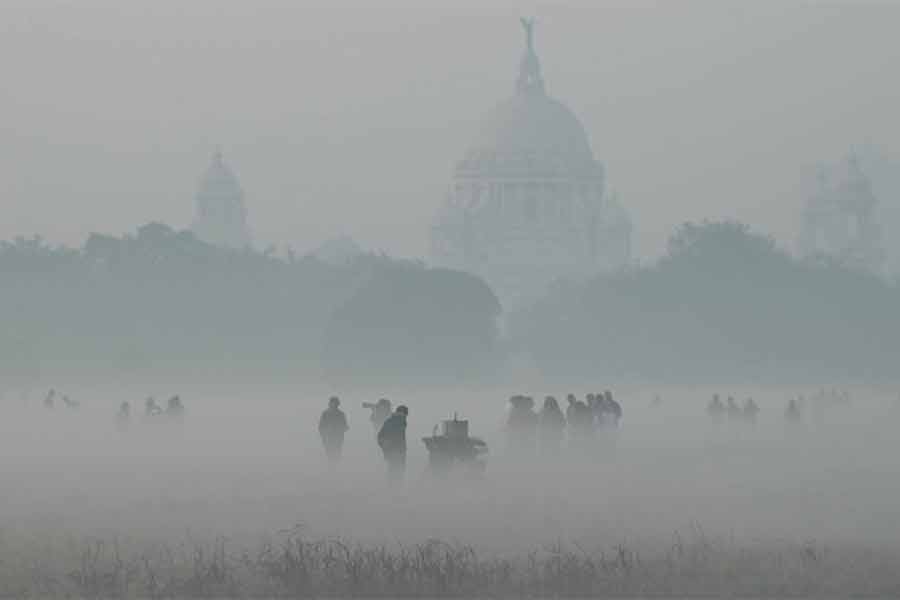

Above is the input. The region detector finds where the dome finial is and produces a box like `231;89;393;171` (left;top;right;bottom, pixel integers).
517;17;545;95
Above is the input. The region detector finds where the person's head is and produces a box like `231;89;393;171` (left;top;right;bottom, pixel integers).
396;405;408;416
544;396;558;411
567;394;576;405
377;398;390;409
328;396;340;409
120;401;130;411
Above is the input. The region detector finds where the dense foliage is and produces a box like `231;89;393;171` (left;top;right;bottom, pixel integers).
323;265;501;383
515;221;900;381
0;224;500;383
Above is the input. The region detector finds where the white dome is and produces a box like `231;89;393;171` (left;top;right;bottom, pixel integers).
192;150;252;249
458;92;598;178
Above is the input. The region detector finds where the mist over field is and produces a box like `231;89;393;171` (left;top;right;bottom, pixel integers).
2;1;900;597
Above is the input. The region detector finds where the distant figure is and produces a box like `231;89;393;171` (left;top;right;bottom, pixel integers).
144;397;162;418
707;394;726;422
565;394;579;424
586;393;600;425
602;390;622;428
726;396;741;420
378;405;408;482
116;401;131;430
62;395;79;409
742;397;760;424
651;394;662;407
567;397;594;443
785;398;802;423
319;396;349;465
507;395;538;454
166;395;184;419
538;396;566;455
44;389;56;409
363;398;392;432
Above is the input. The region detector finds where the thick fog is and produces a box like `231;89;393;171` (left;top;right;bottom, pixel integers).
2;1;900;260
4;383;900;595
3;1;900;596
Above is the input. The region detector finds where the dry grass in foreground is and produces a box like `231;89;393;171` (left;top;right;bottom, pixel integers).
2;525;899;598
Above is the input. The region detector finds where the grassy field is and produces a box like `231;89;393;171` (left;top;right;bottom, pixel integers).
2;381;900;596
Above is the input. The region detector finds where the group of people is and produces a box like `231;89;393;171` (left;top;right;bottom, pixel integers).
43;389;79;409
318;396;409;481
508;391;622;455
115;395;185;429
708;389;853;425
707;394;760;423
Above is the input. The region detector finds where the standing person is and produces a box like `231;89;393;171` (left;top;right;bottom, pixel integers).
116;401;131;430
603;390;622;428
707;394;726;422
726;396;741;420
377;405;408;482
566;395;593;443
565;394;579;424
785;398;802;423
742;397;760;424
166;395;184;420
319;396;349;465
507;395;538;455
538;396;566;455
144;397;162;418
44;389;56;409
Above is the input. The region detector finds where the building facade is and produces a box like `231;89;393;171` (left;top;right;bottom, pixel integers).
801;153;883;274
431;19;631;309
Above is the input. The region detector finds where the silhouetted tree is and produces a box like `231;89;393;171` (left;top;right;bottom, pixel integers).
323;263;501;383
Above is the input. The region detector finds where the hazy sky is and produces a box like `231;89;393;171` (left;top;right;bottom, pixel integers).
1;0;898;260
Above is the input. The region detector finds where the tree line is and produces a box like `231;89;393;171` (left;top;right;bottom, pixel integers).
0;223;500;384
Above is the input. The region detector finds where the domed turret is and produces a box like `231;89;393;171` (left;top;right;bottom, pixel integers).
191;149;252;250
431;20;629;309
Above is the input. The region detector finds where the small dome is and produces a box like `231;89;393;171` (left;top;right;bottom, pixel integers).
198;150;243;201
313;235;364;265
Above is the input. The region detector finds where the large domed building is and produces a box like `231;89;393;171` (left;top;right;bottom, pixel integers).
191;149;252;249
431;19;631;308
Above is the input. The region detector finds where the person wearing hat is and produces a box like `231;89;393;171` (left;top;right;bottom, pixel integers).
319;396;349;465
377;405;408;482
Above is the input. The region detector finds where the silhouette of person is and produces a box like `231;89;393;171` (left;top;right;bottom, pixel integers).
726;396;741;420
44;389;56;409
507;395;538;455
166;395;184;419
144;397;162;418
742;397;759;424
785;398;802;423
538;396;566;455
565;394;579;424
567;396;594;443
707;394;725;422
319;396;349;465
378;405;408;482
602;390;622;428
116;401;131;430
